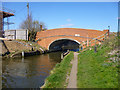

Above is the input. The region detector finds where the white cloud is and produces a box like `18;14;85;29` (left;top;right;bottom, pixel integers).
60;24;74;27
67;19;71;22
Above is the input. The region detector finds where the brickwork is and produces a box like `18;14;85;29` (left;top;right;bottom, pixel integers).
36;28;109;50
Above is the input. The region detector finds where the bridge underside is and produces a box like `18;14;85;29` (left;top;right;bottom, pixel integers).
49;39;80;52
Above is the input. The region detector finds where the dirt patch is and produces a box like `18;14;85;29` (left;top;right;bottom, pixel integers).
1;40;32;56
4;40;32;53
1;40;47;58
0;40;9;55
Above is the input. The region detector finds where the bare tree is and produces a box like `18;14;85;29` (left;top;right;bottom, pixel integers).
20;13;33;31
19;13;47;41
20;14;47;31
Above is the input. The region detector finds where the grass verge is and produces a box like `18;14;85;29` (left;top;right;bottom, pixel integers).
77;34;119;88
43;52;74;88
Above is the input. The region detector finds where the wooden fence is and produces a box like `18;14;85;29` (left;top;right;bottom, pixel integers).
80;31;109;50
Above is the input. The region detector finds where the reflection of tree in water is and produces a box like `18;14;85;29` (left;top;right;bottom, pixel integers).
2;73;15;88
2;59;21;88
2;52;62;88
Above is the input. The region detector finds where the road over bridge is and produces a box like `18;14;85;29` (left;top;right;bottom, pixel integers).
36;28;109;51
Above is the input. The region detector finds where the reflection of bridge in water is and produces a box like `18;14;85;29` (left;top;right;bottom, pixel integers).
36;28;109;52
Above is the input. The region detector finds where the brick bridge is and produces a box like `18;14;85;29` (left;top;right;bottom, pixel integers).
36;28;109;51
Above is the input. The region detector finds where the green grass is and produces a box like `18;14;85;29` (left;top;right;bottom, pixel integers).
77;34;119;88
43;52;74;88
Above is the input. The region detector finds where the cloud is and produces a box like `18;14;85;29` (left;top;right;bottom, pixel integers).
60;24;74;27
118;17;120;19
60;19;73;27
67;19;71;22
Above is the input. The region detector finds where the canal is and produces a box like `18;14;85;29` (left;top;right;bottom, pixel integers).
2;51;62;88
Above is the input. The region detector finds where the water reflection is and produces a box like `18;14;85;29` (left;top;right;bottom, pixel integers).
2;51;62;88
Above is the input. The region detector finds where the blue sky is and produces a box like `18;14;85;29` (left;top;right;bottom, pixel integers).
3;2;118;32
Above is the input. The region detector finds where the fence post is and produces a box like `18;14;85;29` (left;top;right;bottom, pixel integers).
94;39;97;53
61;53;63;59
22;51;24;57
104;34;106;40
87;35;89;47
89;41;91;47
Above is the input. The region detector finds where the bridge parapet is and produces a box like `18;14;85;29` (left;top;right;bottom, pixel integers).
36;28;109;50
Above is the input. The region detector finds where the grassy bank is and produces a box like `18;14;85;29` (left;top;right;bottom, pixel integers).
43;52;74;88
77;34;119;88
2;40;46;58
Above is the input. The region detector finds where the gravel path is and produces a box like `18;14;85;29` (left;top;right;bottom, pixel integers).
67;52;79;88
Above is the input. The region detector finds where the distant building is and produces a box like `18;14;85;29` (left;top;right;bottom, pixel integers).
4;29;28;40
0;11;14;37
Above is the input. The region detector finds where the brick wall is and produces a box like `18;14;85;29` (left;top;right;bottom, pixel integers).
36;28;109;50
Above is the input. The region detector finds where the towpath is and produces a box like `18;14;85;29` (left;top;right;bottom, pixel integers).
67;52;79;88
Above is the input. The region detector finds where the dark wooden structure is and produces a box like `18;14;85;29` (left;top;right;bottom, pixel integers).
0;11;14;37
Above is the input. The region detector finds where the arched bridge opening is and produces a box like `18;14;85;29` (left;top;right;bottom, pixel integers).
48;38;80;52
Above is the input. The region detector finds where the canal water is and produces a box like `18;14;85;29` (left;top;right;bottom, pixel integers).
2;51;62;88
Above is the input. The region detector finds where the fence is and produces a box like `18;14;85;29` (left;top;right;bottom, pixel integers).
80;31;109;50
4;29;28;40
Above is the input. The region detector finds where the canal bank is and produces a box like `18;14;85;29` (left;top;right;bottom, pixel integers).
1;39;77;88
77;33;119;88
42;52;74;88
0;40;47;58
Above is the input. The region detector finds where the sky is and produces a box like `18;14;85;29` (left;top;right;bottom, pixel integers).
2;2;118;32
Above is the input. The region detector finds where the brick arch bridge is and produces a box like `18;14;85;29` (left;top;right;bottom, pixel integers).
36;28;109;51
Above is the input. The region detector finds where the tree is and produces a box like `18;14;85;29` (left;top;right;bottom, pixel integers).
20;13;47;41
33;20;39;31
32;20;47;31
20;13;33;31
